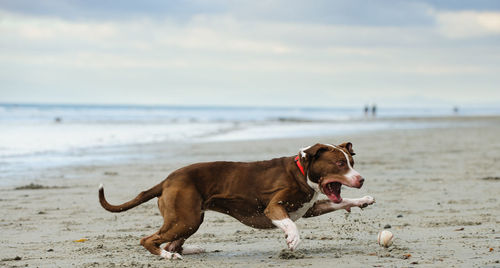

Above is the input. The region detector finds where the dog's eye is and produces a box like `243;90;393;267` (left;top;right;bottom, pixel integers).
336;161;344;167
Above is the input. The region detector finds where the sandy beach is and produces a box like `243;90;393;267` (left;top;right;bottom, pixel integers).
1;116;499;268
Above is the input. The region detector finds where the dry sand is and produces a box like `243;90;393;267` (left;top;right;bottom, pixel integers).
1;116;499;267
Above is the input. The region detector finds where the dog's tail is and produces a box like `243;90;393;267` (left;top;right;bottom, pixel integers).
98;182;163;213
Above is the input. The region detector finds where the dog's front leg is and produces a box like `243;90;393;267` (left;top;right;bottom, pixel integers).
265;193;300;251
303;196;375;217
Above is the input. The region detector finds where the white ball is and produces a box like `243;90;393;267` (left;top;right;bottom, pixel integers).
377;230;393;247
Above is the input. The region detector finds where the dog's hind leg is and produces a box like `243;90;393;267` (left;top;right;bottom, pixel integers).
140;186;204;260
162;212;206;255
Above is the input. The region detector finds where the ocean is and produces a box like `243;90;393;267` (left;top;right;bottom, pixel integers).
1;103;498;186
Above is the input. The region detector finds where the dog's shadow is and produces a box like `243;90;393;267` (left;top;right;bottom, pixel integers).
202;245;363;260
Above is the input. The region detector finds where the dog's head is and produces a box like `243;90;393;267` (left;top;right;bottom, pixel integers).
299;143;364;204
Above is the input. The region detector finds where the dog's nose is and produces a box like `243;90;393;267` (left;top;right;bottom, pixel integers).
357;177;365;188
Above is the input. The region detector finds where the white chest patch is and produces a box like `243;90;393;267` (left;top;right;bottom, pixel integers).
288;191;319;221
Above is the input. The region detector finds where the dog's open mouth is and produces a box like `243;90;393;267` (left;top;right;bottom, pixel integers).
322;182;342;203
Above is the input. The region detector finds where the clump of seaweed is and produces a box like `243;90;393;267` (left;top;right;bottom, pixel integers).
14;183;67;190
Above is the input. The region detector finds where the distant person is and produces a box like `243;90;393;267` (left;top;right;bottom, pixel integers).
453;106;459;115
371;104;377;117
364;105;369;117
54;117;62;123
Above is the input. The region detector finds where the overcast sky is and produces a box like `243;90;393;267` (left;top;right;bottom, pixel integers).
1;0;499;107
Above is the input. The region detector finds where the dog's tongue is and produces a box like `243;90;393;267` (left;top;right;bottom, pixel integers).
325;182;342;204
328;193;342;204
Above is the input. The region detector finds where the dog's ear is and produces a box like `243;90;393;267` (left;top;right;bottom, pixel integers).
339;142;355;156
303;143;329;159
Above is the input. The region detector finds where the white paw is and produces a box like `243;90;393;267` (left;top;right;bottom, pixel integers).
272;218;301;251
160;249;183;260
358;196;375;208
286;230;300;251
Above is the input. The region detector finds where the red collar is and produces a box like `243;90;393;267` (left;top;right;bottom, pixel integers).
294;155;305;176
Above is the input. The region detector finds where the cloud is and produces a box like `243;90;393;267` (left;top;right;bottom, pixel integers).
0;0;437;26
1;10;492;75
435;11;500;38
0;2;499;107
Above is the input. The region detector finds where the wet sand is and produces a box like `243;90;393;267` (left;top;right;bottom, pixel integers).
1;116;499;267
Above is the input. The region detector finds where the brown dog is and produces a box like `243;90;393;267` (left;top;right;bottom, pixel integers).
99;142;375;260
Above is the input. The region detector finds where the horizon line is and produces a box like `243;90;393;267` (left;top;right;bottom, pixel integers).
0;101;498;110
